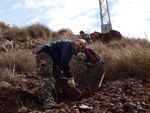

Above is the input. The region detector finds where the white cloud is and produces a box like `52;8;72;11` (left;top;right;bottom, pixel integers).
90;27;101;33
2;0;100;34
22;0;100;34
23;0;63;9
22;0;150;39
13;3;22;9
26;17;40;25
86;9;98;16
1;0;150;40
111;0;150;40
48;15;99;34
44;0;99;34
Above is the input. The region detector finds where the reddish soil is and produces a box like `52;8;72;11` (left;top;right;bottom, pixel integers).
0;74;150;113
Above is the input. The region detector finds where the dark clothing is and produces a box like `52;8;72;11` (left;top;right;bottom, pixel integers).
37;40;76;78
79;34;89;40
79;34;92;44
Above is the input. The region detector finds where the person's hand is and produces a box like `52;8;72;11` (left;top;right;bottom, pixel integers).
67;77;76;88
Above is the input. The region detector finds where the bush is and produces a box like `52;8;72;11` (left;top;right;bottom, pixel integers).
0;50;36;74
0;68;13;83
107;45;150;78
0;68;31;87
3;27;29;42
107;37;150;49
103;38;150;80
70;37;150;85
57;28;76;41
0;22;9;34
26;23;52;39
47;29;76;42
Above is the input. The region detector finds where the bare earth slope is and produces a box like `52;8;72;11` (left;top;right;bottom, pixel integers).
0;73;150;113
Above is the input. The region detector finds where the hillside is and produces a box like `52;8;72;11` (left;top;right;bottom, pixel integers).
0;22;150;113
1;75;150;113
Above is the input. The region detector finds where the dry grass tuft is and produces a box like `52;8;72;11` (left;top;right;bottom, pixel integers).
0;50;36;74
1;21;150;85
107;37;150;49
26;23;53;40
0;68;31;87
104;45;150;80
3;26;29;42
71;37;150;82
46;28;77;42
57;28;76;41
0;68;13;83
0;22;9;34
102;38;150;80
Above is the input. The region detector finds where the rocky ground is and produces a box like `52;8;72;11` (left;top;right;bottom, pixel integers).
0;73;150;113
1;28;149;113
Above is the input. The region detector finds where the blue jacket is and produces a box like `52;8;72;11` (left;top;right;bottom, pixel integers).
37;40;75;78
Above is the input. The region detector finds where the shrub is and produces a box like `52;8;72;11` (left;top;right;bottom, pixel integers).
0;50;36;74
57;28;76;41
0;68;31;87
26;23;52;39
0;68;13;83
71;37;150;85
0;22;9;34
47;29;76;42
107;37;150;49
3;27;29;42
103;38;150;80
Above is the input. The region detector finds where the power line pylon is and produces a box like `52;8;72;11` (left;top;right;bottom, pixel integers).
99;0;112;33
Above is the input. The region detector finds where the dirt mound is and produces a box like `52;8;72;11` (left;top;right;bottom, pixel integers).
110;30;122;39
90;30;122;43
0;75;42;113
0;85;41;113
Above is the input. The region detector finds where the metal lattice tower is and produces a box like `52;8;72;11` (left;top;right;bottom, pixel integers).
99;0;112;33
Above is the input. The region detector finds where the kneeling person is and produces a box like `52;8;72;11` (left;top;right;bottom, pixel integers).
36;39;86;110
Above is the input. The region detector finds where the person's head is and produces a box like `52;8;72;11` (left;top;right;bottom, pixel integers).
79;31;85;37
74;39;86;52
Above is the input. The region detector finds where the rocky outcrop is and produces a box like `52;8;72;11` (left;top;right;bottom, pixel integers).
90;30;122;43
0;37;13;52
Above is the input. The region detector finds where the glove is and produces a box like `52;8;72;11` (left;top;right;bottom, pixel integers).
67;77;76;88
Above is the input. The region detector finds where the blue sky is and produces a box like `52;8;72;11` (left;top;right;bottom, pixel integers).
0;0;150;40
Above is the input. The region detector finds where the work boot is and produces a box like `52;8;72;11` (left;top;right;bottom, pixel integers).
43;102;59;110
